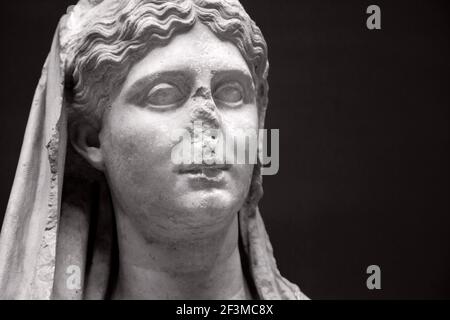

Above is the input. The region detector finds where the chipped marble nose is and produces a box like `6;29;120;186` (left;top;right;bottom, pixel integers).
189;87;222;164
190;87;221;129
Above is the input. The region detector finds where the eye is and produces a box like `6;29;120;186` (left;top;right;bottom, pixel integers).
145;83;185;108
213;82;244;107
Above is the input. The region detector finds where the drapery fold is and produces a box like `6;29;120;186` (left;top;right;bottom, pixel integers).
0;22;67;299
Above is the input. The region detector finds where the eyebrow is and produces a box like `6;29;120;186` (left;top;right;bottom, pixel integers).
211;68;254;84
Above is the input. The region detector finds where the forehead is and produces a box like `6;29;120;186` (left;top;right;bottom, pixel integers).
122;22;251;87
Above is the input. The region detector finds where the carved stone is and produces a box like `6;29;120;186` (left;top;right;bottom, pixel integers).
0;0;307;300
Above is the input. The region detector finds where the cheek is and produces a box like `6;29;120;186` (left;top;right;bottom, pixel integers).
222;103;259;158
223;104;259;131
222;104;258;188
101;108;177;191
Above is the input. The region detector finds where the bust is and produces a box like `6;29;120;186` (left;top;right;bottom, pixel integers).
0;0;306;300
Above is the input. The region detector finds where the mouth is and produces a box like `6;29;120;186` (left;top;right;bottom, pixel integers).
177;164;231;186
178;164;231;175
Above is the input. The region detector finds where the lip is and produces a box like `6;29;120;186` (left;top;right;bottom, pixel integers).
177;164;232;175
177;164;231;187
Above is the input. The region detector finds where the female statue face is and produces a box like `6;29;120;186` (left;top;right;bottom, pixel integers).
78;22;259;242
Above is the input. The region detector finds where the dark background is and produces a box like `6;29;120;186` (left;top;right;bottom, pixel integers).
0;0;448;299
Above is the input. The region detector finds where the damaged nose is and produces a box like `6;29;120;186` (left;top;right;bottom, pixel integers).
193;86;212;99
190;87;221;129
187;87;223;164
190;103;221;129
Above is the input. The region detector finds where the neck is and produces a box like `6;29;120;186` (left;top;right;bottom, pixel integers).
111;210;251;300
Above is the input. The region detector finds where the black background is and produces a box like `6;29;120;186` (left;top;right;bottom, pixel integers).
0;0;449;299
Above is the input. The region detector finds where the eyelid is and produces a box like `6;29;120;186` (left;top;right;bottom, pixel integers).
213;81;245;105
145;82;186;108
212;70;255;91
125;72;192;107
148;82;176;95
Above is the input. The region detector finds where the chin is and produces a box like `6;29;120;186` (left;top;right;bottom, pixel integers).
175;189;243;224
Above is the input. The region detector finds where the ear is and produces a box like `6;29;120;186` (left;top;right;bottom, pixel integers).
70;121;105;171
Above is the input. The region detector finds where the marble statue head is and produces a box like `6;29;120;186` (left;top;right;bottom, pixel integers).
66;0;269;247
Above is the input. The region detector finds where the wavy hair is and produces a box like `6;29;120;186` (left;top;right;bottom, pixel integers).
66;0;269;130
